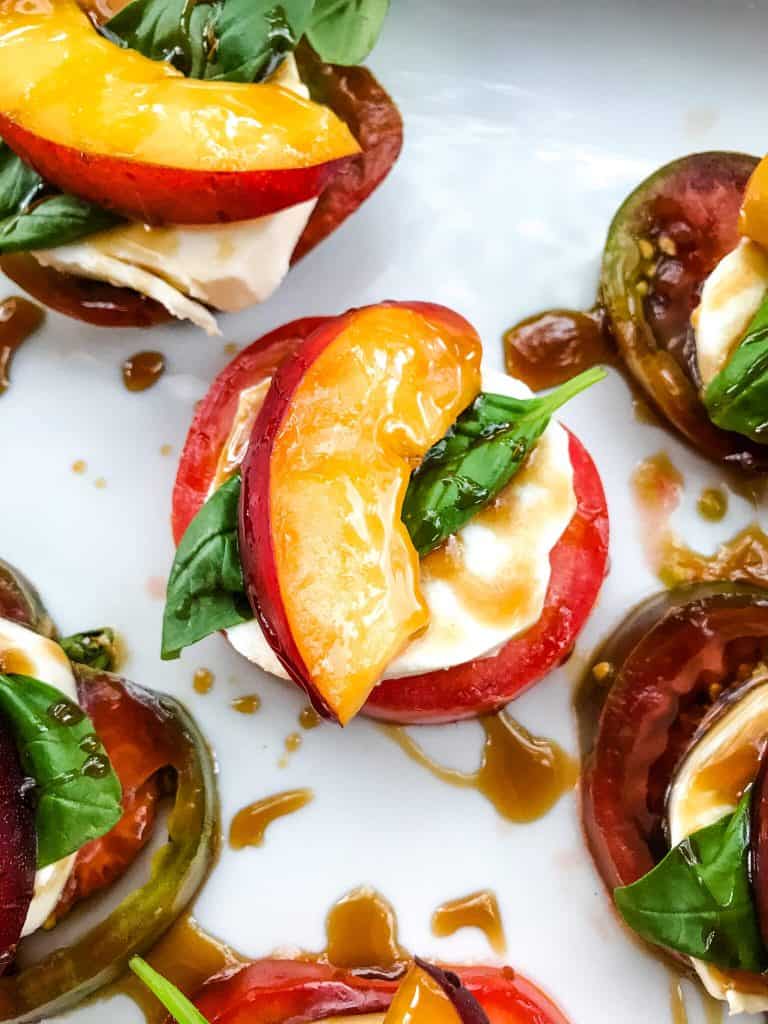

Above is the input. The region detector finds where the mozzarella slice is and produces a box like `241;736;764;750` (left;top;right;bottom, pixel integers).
694;238;768;387
0;617;78;937
667;673;768;1015
30;55;317;335
226;368;576;681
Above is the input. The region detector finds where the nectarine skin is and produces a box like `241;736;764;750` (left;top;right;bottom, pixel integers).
238;302;483;724
0;116;350;225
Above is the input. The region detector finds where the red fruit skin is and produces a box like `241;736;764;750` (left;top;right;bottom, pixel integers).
237;302;481;722
189;960;570;1024
0;115;348;226
171;318;330;545
0;722;35;974
364;432;609;724
751;743;768;951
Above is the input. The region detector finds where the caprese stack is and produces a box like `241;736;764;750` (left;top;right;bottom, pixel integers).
0;559;216;1022
164;300;609;725
0;0;401;332
129;951;570;1024
582;584;768;1014
601;150;768;470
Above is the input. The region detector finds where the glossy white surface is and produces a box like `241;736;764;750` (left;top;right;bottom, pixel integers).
3;2;768;1022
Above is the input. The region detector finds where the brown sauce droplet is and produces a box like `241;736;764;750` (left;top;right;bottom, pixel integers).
0;296;44;395
192;668;214;695
231;694;261;714
0;648;34;675
633;452;768;588
285;732;302;752
94;477;107;490
123;351;166;393
698;487;728;522
503;308;614;391
431;890;506;954
108;914;243;1024
229;789;313;850
71;459;87;475
159;444;173;457
299;705;321;730
319;888;407;971
383;712;577;823
669;976;688;1024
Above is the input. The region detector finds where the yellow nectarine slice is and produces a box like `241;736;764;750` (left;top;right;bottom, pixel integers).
240;302;482;724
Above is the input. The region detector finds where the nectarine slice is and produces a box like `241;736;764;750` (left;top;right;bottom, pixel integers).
239;303;482;724
384;963;481;1024
0;0;359;224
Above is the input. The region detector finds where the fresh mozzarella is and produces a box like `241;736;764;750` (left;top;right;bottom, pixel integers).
694;239;768;387
30;55;317;335
0;617;78;938
667;673;768;1015
226;369;576;681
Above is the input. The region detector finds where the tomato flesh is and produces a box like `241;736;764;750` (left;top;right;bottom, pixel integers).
191;960;569;1024
601;151;768;470
581;585;768;892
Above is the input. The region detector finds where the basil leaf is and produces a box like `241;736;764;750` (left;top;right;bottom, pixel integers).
107;0;313;83
162;474;252;660
0;673;122;868
307;0;389;65
0;190;119;255
0;144;42;220
130;957;211;1024
704;291;768;443
59;628;118;672
402;367;605;558
614;791;766;971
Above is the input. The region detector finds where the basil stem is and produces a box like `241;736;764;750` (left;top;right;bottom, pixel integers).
130;957;211;1024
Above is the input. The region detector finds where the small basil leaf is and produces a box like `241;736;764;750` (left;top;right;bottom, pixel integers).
0;190;119;255
0;673;122;868
402;367;605;557
108;0;313;83
130;957;211;1024
162;474;252;660
59;629;118;672
307;0;389;65
0;143;43;220
614;791;765;971
704;290;768;443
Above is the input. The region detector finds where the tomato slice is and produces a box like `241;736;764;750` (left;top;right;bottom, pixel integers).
191;960;569;1024
601;151;768;470
364;431;609;723
580;585;768;893
0;55;401;330
171;317;331;544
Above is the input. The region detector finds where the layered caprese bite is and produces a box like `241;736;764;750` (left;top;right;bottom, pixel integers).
601;151;768;470
0;0;401;332
129;952;569;1024
163;301;609;725
581;584;768;1014
0;559;216;1021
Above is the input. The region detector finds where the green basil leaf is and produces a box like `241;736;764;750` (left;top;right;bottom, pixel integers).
307;0;389;65
162;474;252;660
704;290;768;443
614;790;766;971
59;628;118;672
130;957;211;1024
107;0;313;83
0;143;42;220
0;673;122;868
402;367;606;558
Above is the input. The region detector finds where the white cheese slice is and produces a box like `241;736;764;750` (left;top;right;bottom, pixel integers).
225;368;576;681
694;238;768;387
30;55;317;335
667;674;768;1015
0;617;78;938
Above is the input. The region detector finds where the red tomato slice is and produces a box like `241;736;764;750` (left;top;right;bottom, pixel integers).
581;586;768;893
191;960;569;1024
172;322;608;724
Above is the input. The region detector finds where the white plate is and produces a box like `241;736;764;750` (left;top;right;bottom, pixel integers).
3;2;767;1022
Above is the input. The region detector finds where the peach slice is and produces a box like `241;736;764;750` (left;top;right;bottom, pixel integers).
384;962;488;1024
0;0;359;224
741;155;768;249
239;302;482;724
